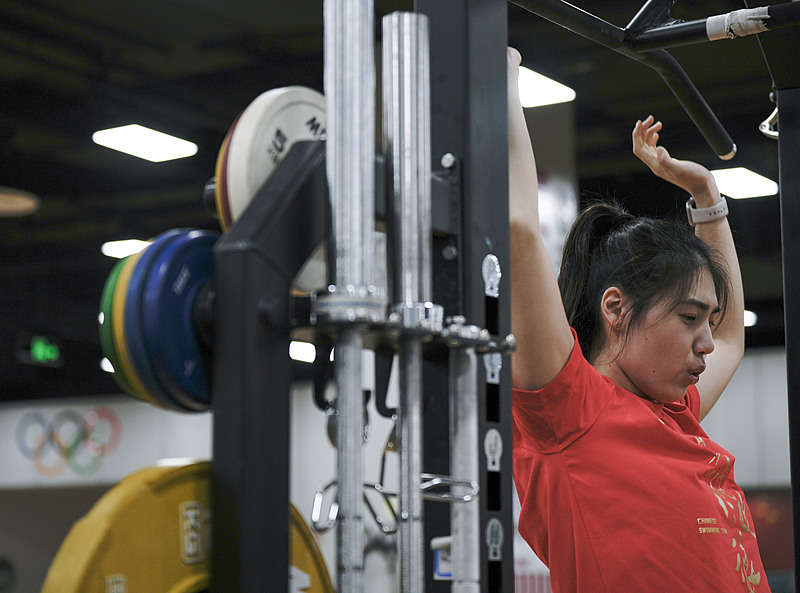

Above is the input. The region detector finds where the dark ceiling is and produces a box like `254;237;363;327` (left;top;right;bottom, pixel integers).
0;0;795;400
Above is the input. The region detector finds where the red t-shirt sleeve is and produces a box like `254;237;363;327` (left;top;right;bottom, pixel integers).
512;328;614;452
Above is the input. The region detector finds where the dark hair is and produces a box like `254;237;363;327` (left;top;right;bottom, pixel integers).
558;201;730;362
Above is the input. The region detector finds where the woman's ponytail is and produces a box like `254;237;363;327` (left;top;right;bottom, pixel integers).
558;202;635;359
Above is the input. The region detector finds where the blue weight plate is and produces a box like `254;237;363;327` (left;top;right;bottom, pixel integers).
141;229;219;411
124;229;194;411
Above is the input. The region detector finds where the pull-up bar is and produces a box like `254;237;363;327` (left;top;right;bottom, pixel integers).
510;0;800;160
631;2;800;52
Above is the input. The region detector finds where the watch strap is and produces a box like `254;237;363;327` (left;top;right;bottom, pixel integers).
686;196;728;226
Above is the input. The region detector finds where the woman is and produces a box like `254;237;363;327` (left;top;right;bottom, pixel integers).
508;47;770;592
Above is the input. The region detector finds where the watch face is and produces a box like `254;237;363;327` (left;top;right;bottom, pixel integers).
685;198;697;226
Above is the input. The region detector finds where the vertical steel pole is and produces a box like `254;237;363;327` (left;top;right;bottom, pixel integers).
382;12;432;593
450;347;481;593
324;1;375;591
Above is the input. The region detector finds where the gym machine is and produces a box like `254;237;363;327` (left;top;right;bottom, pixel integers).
212;0;514;591
70;0;514;592
51;0;800;591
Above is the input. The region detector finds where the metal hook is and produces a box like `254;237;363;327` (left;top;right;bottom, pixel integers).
364;482;399;534
325;389;372;447
420;473;480;503
378;421;398;487
310;479;339;532
310;480;399;534
759;107;778;140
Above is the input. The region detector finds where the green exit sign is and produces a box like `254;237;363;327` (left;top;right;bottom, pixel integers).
16;333;64;368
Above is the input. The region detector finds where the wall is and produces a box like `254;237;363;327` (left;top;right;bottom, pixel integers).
702;347;791;488
0;396;212;592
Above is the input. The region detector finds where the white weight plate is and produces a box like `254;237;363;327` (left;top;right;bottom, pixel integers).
224;86;325;225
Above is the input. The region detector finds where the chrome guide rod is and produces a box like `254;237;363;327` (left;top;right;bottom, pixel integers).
398;337;424;593
450;347;481;593
324;0;375;591
382;12;432;593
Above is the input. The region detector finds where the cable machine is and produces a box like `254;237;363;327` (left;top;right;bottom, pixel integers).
211;1;513;592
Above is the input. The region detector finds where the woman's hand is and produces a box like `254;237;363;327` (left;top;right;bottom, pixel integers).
632;115;720;207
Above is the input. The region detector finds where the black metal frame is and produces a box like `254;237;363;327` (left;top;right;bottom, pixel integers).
511;0;800;161
778;84;800;590
510;0;735;158
211;140;329;593
758;1;800;584
415;1;514;592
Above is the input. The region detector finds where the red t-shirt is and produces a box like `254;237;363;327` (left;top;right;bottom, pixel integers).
513;330;770;593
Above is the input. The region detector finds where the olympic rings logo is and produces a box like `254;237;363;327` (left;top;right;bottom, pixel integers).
15;407;122;477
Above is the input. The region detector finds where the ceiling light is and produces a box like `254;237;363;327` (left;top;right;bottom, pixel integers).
100;357;114;373
0;186;41;217
289;341;316;363
710;167;778;199
102;239;151;259
744;310;758;328
92;124;198;162
518;66;576;108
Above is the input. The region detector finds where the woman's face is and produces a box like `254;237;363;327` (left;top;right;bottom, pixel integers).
610;270;720;403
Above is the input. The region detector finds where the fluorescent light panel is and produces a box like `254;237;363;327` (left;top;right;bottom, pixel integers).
711;167;778;199
289;341;316;363
518;66;576;108
93;124;198;162
102;239;151;259
104;345;320;372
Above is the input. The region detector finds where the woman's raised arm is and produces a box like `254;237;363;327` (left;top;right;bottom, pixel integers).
632;116;745;418
508;48;574;391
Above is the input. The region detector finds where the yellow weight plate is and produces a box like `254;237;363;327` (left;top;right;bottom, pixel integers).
41;461;212;593
111;249;164;408
99;256;144;401
42;462;333;593
290;503;335;593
